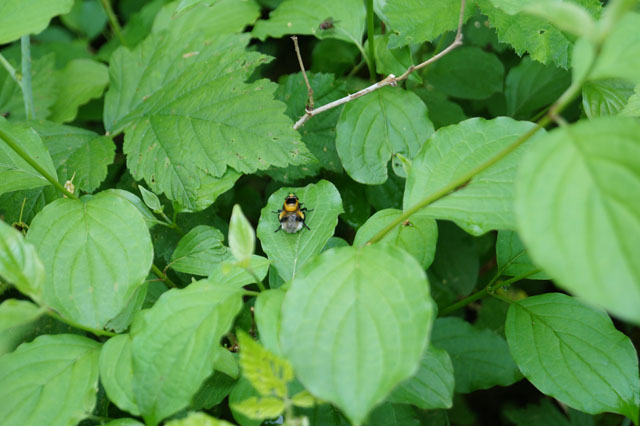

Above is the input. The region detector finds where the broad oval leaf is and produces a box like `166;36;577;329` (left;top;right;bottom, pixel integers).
0;220;45;302
404;117;541;236
506;293;640;422
0;117;57;196
389;345;455;410
431;317;521;393
0;334;100;425
229;205;255;263
252;0;365;46
336;87;434;184
353;208;438;269
280;245;435;425
496;230;549;280
99;334;140;416
169;225;229;276
130;281;243;424
26;191;153;329
515;116;640;323
0;0;74;44
105;32;311;211
256;180;343;281
254;288;286;356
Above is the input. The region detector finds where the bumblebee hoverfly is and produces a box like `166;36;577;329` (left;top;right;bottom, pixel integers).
273;193;312;233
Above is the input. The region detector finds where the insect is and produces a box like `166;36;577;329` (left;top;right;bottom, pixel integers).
273;193;312;233
318;17;335;30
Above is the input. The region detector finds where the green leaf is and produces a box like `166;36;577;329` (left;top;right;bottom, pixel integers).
291;390;317;408
506;293;640;421
0;220;45;301
622;84;640;117
130;282;243;424
522;0;596;40
232;396;285;420
0;299;45;345
99;334;140;416
477;0;601;68
389;345;455;410
280;245;435;425
496;231;549;280
169;225;229;276
104;419;145;426
335;177;371;229
105;33;311;211
311;39;359;76
371;34;421;83
582;79;635;119
515;116;640;323
30;120;116;193
254;289;285;356
0;117;58;195
26;191;153;329
376;0;472;48
505;56;571;119
0;186;58;228
49;59;109;123
105;282;148;333
237;330;292;399
431;317;521;393
504;399;575;426
257;180;343;281
165;412;235;426
252;0;365;46
404;117;541;235
353;208;438;269
175;0;216;14
139;186;162;212
427;47;505;100
0;0;74;44
208;255;270;287
336;87;434;184
192;370;237;411
103;189;162;229
229;377;262;426
229;205;255;263
366;403;420;426
60;0;107;39
414;88;468;129
0;334;100;425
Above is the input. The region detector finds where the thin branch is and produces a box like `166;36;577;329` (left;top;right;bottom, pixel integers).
100;0;127;46
0;52;20;86
291;36;314;110
21;36;35;120
293;0;467;130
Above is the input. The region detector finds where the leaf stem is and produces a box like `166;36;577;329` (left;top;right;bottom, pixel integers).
0;127;77;199
151;264;177;288
0;52;20;85
244;266;266;292
366;0;377;80
46;308;117;337
20;36;35;120
100;0;127;46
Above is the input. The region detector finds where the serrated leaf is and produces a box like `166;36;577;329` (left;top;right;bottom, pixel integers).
237;330;292;399
169;225;229;275
427;47;505;100
0;219;45;302
105;32;311;211
49;59;108;123
496;230;549;280
229;205;255;263
232;396;285;420
26;192;153;329
30;120;116;193
506;293;640;422
252;0;365;46
281;245;435;425
431;317;521;393
505;56;571;119
515;116;640;323
257;180;343;281
99;334;140;416
208;255;270;287
0;0;74;44
254;288;285;356
336;87;434;184
0;334;100;425
376;0;472;48
0;117;57;195
165;412;235;426
389;345;455;410
582;79;635;118
229;377;262;426
404;117;541;236
522;0;596;40
0;299;45;342
622;84;640;117
130;282;243;424
353;208;437;269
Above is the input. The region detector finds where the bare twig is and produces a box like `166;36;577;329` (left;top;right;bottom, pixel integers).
291;36;314;111
293;0;467;130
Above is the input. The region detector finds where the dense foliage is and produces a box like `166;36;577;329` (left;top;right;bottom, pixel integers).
0;0;639;425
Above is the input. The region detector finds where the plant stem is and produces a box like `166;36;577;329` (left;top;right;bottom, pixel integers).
100;0;127;46
243;290;260;297
47;309;117;337
438;268;542;316
244;266;266;292
20;36;35;120
0;52;20;85
366;0;377;80
151;264;177;288
0;127;77;199
366;115;551;244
